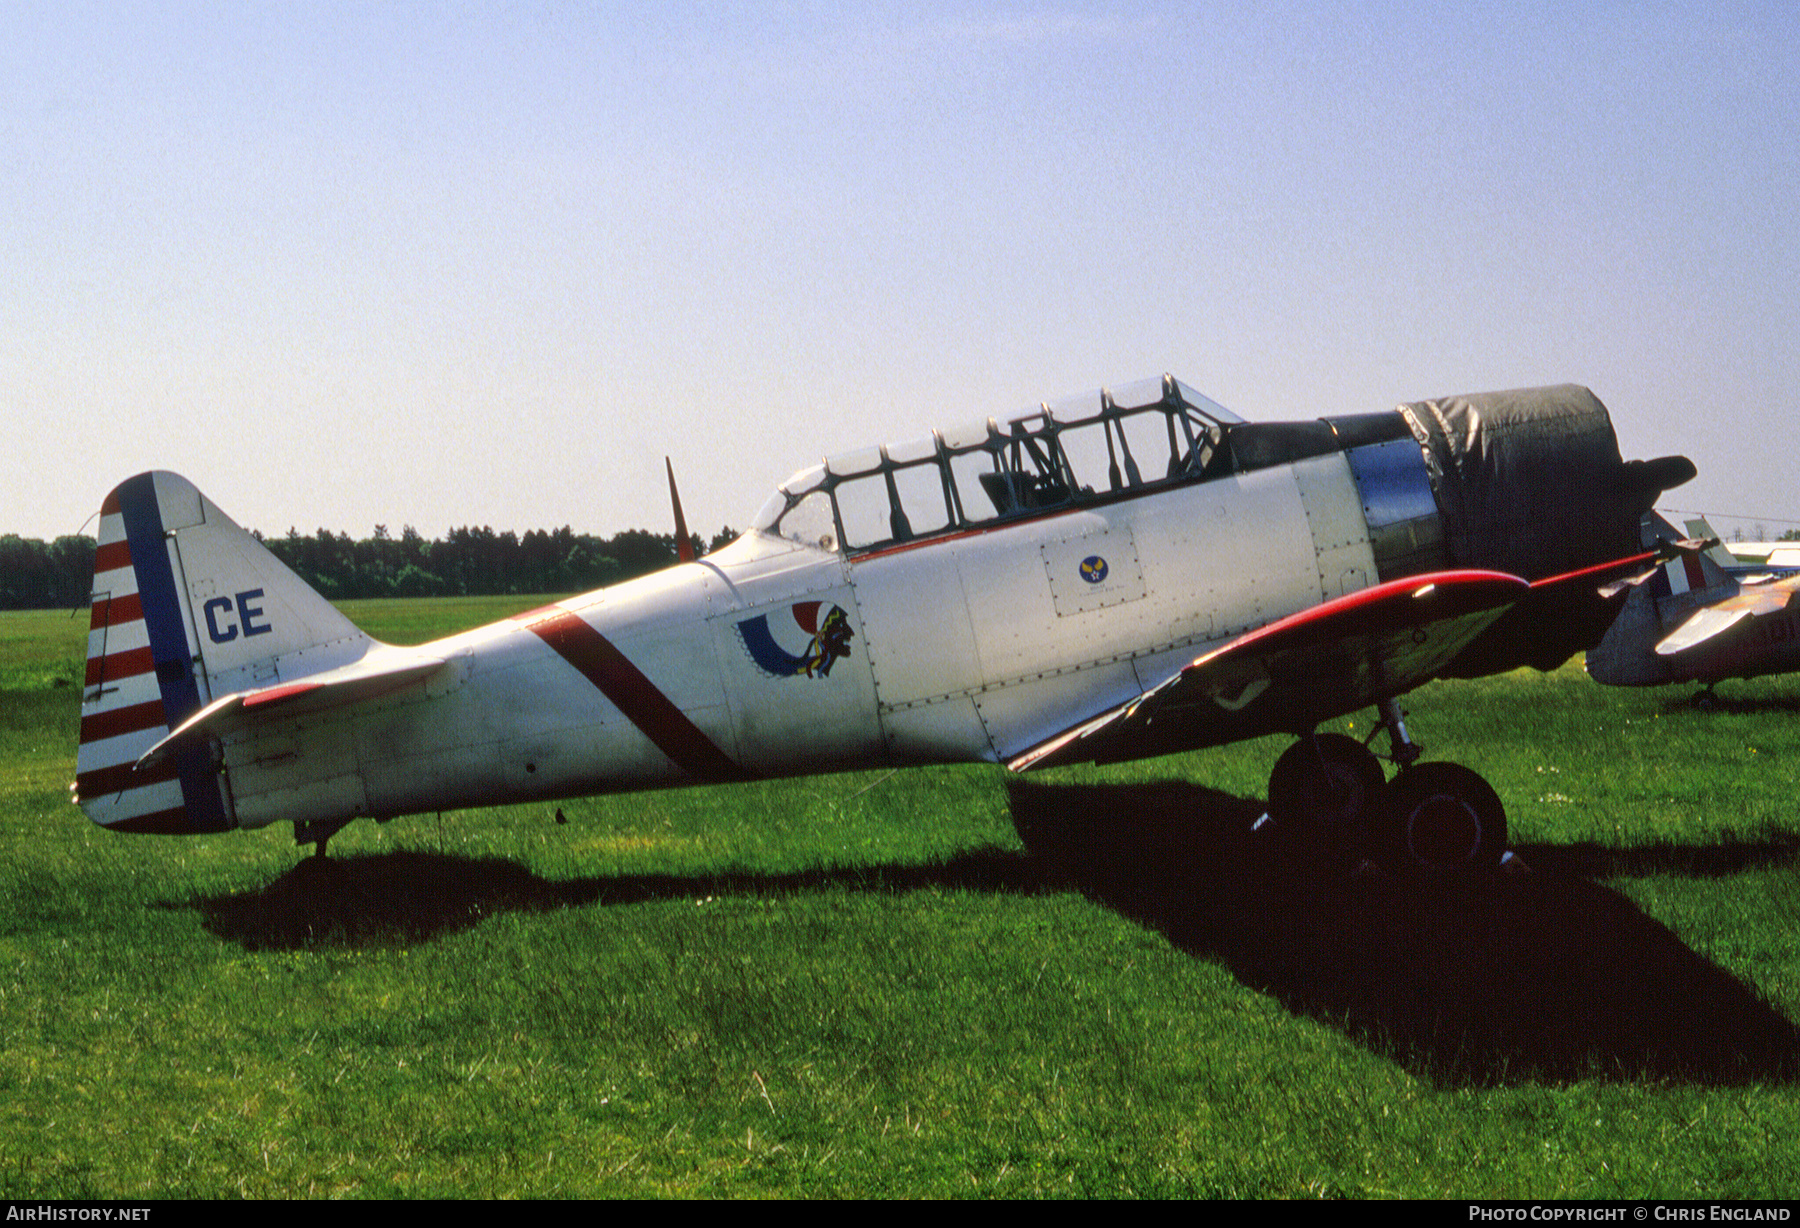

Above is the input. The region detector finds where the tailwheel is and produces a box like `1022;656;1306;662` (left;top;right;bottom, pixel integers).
1375;762;1507;877
1266;732;1385;859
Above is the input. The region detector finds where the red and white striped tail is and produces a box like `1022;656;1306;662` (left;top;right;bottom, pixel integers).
73;472;370;834
74;474;229;831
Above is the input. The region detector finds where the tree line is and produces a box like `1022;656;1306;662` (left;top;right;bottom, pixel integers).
0;522;737;611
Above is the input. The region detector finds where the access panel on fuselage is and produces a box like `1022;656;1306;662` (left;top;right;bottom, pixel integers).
1291;451;1379;599
844;465;1326;763
838;535;993;763
940;466;1323;689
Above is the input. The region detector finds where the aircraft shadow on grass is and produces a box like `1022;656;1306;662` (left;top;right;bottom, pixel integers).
191;842;1043;950
1657;690;1800;717
192;779;1799;1088
1008;780;1800;1088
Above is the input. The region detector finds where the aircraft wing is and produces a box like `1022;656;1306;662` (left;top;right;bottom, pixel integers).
1656;578;1800;658
1008;570;1530;772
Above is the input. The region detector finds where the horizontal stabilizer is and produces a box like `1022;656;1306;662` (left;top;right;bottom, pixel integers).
1656;606;1752;657
136;648;452;770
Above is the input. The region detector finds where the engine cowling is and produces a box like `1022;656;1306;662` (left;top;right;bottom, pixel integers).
1386;384;1694;675
1396;384;1693;580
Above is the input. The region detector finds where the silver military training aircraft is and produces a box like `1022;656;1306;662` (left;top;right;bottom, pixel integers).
74;376;1694;874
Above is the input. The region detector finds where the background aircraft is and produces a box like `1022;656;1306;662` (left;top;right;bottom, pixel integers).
1693;530;1800;581
1587;514;1800;694
74;377;1692;875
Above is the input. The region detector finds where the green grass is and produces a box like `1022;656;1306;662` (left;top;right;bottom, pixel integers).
2;603;1798;1196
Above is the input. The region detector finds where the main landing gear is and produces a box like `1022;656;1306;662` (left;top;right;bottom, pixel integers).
1263;699;1508;877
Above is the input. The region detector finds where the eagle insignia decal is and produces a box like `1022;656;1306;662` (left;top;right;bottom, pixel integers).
736;602;856;678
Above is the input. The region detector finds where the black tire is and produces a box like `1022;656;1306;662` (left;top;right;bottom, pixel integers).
1267;733;1385;856
1375;762;1507;876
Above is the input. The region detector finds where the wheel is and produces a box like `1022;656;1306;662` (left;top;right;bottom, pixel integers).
1375;762;1507;876
1266;733;1385;856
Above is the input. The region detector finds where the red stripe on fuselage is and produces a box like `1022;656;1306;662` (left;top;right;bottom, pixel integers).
74;758;182;800
524;609;751;784
105;807;199;835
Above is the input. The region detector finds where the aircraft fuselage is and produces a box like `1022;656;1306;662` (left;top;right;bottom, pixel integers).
75;378;1690;855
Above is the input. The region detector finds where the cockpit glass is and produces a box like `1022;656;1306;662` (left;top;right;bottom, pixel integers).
938;420;995;452
1042;390;1099;423
775;490;839;552
752;465;826;534
825;446;883;478
749;374;1253;555
886;434;937;464
1108;376;1167;411
1172;378;1243;425
750;489;788;533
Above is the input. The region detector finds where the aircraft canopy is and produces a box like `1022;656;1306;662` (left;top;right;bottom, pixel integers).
752;374;1249;555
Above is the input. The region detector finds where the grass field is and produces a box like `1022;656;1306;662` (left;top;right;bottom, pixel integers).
2;597;1797;1197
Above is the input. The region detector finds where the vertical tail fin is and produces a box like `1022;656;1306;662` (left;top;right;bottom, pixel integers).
1658;517;1736;595
1642;512;1736;597
74;472;372;833
1680;517;1741;576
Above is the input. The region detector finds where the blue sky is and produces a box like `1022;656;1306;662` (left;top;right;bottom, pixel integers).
5;2;1796;544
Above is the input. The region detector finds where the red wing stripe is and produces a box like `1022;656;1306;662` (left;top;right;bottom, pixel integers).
86;646;156;687
526;610;751;783
242;681;324;709
1187;570;1527;665
80;699;168;744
